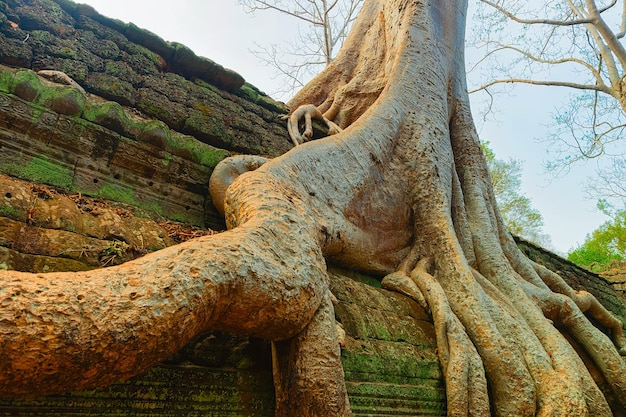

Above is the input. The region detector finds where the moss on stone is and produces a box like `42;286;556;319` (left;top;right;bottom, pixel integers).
96;183;137;206
56;45;79;60
166;133;230;168
86;73;135;106
104;61;135;82
237;83;288;114
169;212;199;225
160;151;171;167
0;66;14;93
37;85;86;116
341;343;441;382
82;100;140;138
0;205;19;220
10;69;42;102
30;30;54;43
137;119;170;148
136;98;179;126
95;40;121;60
184;107;233;145
7;156;73;190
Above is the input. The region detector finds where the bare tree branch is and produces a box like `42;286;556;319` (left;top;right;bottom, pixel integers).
480;0;594;26
238;0;363;98
471;77;613;94
469;0;626;203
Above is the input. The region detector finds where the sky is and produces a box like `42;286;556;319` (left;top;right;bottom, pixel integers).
77;0;612;255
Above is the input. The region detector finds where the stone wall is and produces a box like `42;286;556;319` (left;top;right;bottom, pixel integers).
603;265;626;301
0;0;295;231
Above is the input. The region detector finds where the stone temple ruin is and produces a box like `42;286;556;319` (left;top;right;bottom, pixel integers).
0;0;624;415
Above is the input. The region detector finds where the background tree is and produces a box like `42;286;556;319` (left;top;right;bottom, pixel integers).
569;205;626;269
2;0;626;416
238;0;363;99
482;141;552;247
467;0;626;206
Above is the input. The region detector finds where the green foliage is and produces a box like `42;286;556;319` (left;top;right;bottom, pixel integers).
568;208;626;269
482;142;550;246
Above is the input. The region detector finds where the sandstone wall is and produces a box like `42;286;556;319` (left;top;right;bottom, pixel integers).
0;0;294;232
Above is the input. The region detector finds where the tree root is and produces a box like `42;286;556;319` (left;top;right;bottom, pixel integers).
208;155;270;217
531;261;626;355
272;291;351;417
383;257;490;417
286;104;342;146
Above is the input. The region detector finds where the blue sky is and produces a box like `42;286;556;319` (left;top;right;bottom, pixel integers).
78;0;610;254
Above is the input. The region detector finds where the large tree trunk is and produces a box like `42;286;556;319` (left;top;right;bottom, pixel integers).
1;0;625;416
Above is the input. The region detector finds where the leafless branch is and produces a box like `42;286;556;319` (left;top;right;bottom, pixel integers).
480;0;594;26
239;0;363;97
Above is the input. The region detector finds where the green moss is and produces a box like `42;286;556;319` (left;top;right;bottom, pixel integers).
0;67;14;93
341;346;441;382
87;73;135;105
105;61;130;79
139;120;171;145
96;184;137;206
30;30;53;42
8;156;73;190
0;205;19;220
166;133;230;168
10;70;42;101
82;101;123;123
36;85;86;116
169;212;199;225
96;40;120;60
237;83;288;114
373;323;392;340
82;101;141;138
137;98;175;124
56;45;79;60
162;151;172;167
143;202;164;217
136;45;165;69
237;83;260;102
184;108;230;142
256;94;288;113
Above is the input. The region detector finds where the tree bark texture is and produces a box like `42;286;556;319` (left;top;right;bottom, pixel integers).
1;0;625;416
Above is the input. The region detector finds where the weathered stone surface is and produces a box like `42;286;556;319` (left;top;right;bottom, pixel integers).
0;0;291;155
0;0;295;232
0;68;233;227
0;175;178;271
329;270;446;417
603;265;626;301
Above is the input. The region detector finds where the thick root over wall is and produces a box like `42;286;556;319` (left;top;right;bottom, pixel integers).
1;0;625;416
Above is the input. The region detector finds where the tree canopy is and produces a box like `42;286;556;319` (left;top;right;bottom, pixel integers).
482;141;551;247
569;207;626;269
